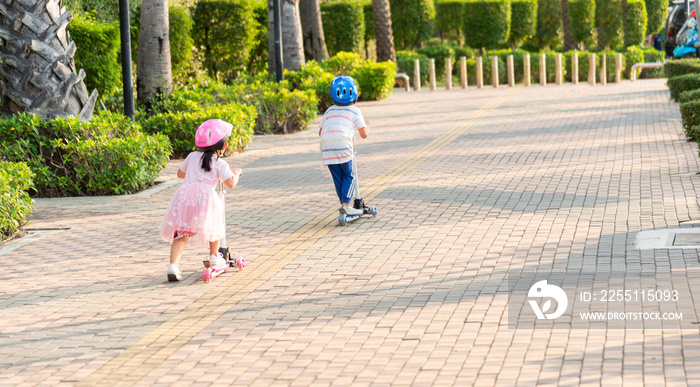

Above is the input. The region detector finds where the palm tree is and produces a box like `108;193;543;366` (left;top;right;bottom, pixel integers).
561;0;577;50
268;0;305;73
300;0;329;62
137;0;173;105
0;0;97;120
372;0;395;62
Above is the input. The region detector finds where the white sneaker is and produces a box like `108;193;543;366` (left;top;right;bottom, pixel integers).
343;205;363;216
167;264;182;282
209;254;228;269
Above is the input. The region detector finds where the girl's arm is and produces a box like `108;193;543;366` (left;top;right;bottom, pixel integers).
222;168;242;189
177;169;186;178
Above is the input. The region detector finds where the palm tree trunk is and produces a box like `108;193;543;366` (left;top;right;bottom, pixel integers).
561;0;577;50
299;0;329;62
372;0;396;62
267;0;305;72
0;0;97;120
137;0;173;105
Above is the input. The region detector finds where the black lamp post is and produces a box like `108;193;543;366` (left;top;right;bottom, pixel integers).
118;0;135;120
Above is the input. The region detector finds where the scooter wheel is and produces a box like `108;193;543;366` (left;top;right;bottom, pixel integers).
370;206;377;216
202;268;213;283
235;256;245;270
338;213;347;226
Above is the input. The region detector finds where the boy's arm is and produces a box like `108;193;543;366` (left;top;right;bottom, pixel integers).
358;119;369;139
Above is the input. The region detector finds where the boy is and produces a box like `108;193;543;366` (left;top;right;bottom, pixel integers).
319;75;369;216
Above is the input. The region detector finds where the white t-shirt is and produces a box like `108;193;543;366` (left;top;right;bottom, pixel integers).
319;105;367;165
179;151;234;186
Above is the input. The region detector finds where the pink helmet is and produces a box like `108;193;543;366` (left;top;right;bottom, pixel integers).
195;119;233;148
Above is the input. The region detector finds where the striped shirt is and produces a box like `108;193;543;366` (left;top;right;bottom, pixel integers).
319;105;367;165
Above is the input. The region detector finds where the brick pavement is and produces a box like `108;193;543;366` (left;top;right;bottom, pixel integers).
1;79;700;385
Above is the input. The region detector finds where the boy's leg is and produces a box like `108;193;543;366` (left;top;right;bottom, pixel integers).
328;164;346;204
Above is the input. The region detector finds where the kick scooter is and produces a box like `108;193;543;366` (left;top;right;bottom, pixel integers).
202;181;245;283
338;152;377;226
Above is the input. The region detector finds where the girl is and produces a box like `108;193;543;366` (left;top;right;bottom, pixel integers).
160;119;243;281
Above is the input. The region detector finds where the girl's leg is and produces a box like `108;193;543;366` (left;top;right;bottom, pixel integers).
170;234;189;265
209;240;220;256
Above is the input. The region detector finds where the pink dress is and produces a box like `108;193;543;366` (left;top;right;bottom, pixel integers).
160;152;234;247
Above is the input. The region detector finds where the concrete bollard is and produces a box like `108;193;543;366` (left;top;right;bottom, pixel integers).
460;57;467;89
615;53;622;83
539;54;546;86
524;54;531;87
600;54;607;85
413;59;421;91
588;53;596;86
492;56;499;88
572;52;579;85
507;55;515;87
429;59;436;91
476;56;483;89
555;53;562;85
445;58;452;90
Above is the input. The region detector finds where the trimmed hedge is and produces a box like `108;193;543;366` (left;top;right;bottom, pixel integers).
321;0;366;56
624;45;664;79
169;6;195;78
645;0;666;34
352;60;397;101
596;0;623;49
0;161;34;241
510;0;537;49
192;0;257;82
70;13;121;96
536;0;562;49
322;51;364;75
436;0;466;43
679;99;700;139
363;0;375;45
667;73;700;101
664;59;700;79
462;0;511;49
417;44;455;80
396;50;429;83
624;0;647;47
285;61;335;111
0;112;170;197
391;0;436;49
678;88;700;103
569;0;596;47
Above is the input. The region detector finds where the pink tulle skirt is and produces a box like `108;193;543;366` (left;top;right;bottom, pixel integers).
160;181;226;247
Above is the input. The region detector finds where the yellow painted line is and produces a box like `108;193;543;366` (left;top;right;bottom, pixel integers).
77;88;516;386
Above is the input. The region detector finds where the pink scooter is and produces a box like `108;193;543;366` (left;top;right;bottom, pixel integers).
202;182;245;283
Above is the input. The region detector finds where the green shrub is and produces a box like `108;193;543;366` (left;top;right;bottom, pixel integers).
249;3;269;77
451;45;476;60
436;0;466;43
664;59;700;79
169;6;195;78
624;0;647;47
286;61;335;111
536;0;562;49
141;102;255;153
352;60;397;101
391;0;436;49
596;0;623;49
0;161;34;240
678;88;700;103
564;50;596;82
396;50;429;83
70;13;121;96
322;51;364;75
463;0;511;49
568;0;596;47
417;44;455;80
192;0;257;82
679;99;700;139
510;0;537;50
527;50;566;84
321;0;366;56
667;73;700;101
598;50;624;82
251;87;318;134
644;0;666;34
362;0;375;44
0;112;170;196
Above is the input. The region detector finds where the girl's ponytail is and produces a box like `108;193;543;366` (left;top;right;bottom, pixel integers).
198;137;228;172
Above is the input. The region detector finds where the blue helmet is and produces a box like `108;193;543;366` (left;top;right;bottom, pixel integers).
330;76;358;104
